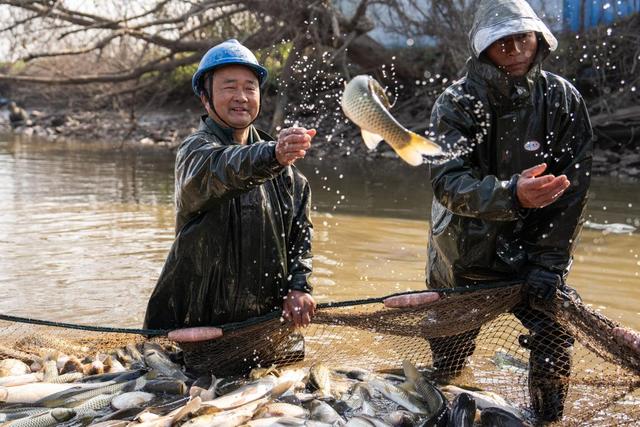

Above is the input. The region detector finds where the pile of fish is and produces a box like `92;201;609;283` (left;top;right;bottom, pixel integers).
0;339;531;426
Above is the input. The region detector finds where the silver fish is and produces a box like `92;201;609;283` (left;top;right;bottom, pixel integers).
183;398;261;427
341;75;442;166
441;385;523;419
0;408;51;423
364;375;429;414
401;360;447;416
110;391;155;410
1;382;105;405
253;402;309;419
5;408;75;427
125;343;144;363
309;363;333;397
309;399;344;424
49;372;84;384
103;355;126;373
142;343;189;382
38;375;145;408
0;373;43;387
201;376;278;410
0;359;31;377
73;392;116;410
242;416;308;426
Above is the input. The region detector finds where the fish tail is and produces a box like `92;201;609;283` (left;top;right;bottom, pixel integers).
395;132;443;166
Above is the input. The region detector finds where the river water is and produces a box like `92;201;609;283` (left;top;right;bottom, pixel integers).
0;134;639;330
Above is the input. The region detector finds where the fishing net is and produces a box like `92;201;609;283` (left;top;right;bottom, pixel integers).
1;283;639;426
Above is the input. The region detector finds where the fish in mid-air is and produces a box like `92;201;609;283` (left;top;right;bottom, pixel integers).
341;74;442;166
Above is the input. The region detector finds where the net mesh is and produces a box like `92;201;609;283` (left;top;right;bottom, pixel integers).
1;284;639;426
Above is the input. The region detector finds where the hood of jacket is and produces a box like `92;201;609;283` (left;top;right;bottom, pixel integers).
469;0;557;58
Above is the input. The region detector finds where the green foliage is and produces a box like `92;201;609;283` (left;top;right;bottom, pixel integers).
255;42;293;87
168;63;198;87
2;60;26;73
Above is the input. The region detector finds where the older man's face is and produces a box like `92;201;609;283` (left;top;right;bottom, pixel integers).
209;65;260;129
485;32;538;77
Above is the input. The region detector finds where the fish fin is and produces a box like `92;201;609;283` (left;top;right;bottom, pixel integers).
402;360;419;384
361;129;384;150
394;132;443;166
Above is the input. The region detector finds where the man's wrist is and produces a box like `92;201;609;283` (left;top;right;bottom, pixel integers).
509;174;529;218
265;141;286;170
288;279;313;294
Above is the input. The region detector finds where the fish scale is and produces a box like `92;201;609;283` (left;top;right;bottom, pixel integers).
49;372;84;384
4;407;75;427
72;393;116;410
0;407;50;423
53;376;146;407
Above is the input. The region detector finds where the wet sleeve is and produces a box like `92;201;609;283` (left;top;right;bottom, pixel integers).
429;91;521;221
287;171;313;294
175;135;284;216
522;90;593;274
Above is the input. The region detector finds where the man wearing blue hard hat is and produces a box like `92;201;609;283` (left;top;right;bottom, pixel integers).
144;40;316;344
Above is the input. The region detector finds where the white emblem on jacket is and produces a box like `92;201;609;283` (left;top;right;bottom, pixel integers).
524;140;541;151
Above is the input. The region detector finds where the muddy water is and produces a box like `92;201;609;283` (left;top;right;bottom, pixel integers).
0;134;638;330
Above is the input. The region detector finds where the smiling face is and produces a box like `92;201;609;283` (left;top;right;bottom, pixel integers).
485;32;538;77
208;64;260;130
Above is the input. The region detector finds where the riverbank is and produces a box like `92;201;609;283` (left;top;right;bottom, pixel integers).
1;105;639;180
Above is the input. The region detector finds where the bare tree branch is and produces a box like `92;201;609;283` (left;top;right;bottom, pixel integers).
0;53;199;84
24;32;125;62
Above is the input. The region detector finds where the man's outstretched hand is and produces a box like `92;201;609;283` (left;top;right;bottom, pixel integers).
282;290;316;328
275;127;316;166
517;163;570;209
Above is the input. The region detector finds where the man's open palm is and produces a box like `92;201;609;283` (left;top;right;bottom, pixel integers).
517;163;570;209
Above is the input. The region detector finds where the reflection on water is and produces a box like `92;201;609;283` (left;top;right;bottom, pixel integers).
0;134;639;329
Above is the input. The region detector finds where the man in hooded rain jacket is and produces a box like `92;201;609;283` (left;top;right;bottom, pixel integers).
144;40;316;338
422;0;591;423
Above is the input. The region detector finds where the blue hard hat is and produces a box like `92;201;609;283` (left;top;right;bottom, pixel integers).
192;39;268;96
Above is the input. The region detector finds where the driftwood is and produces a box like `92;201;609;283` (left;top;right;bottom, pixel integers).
590;106;640;127
590;106;640;149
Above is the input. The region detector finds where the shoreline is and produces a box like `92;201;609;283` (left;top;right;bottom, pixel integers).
1;107;639;180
